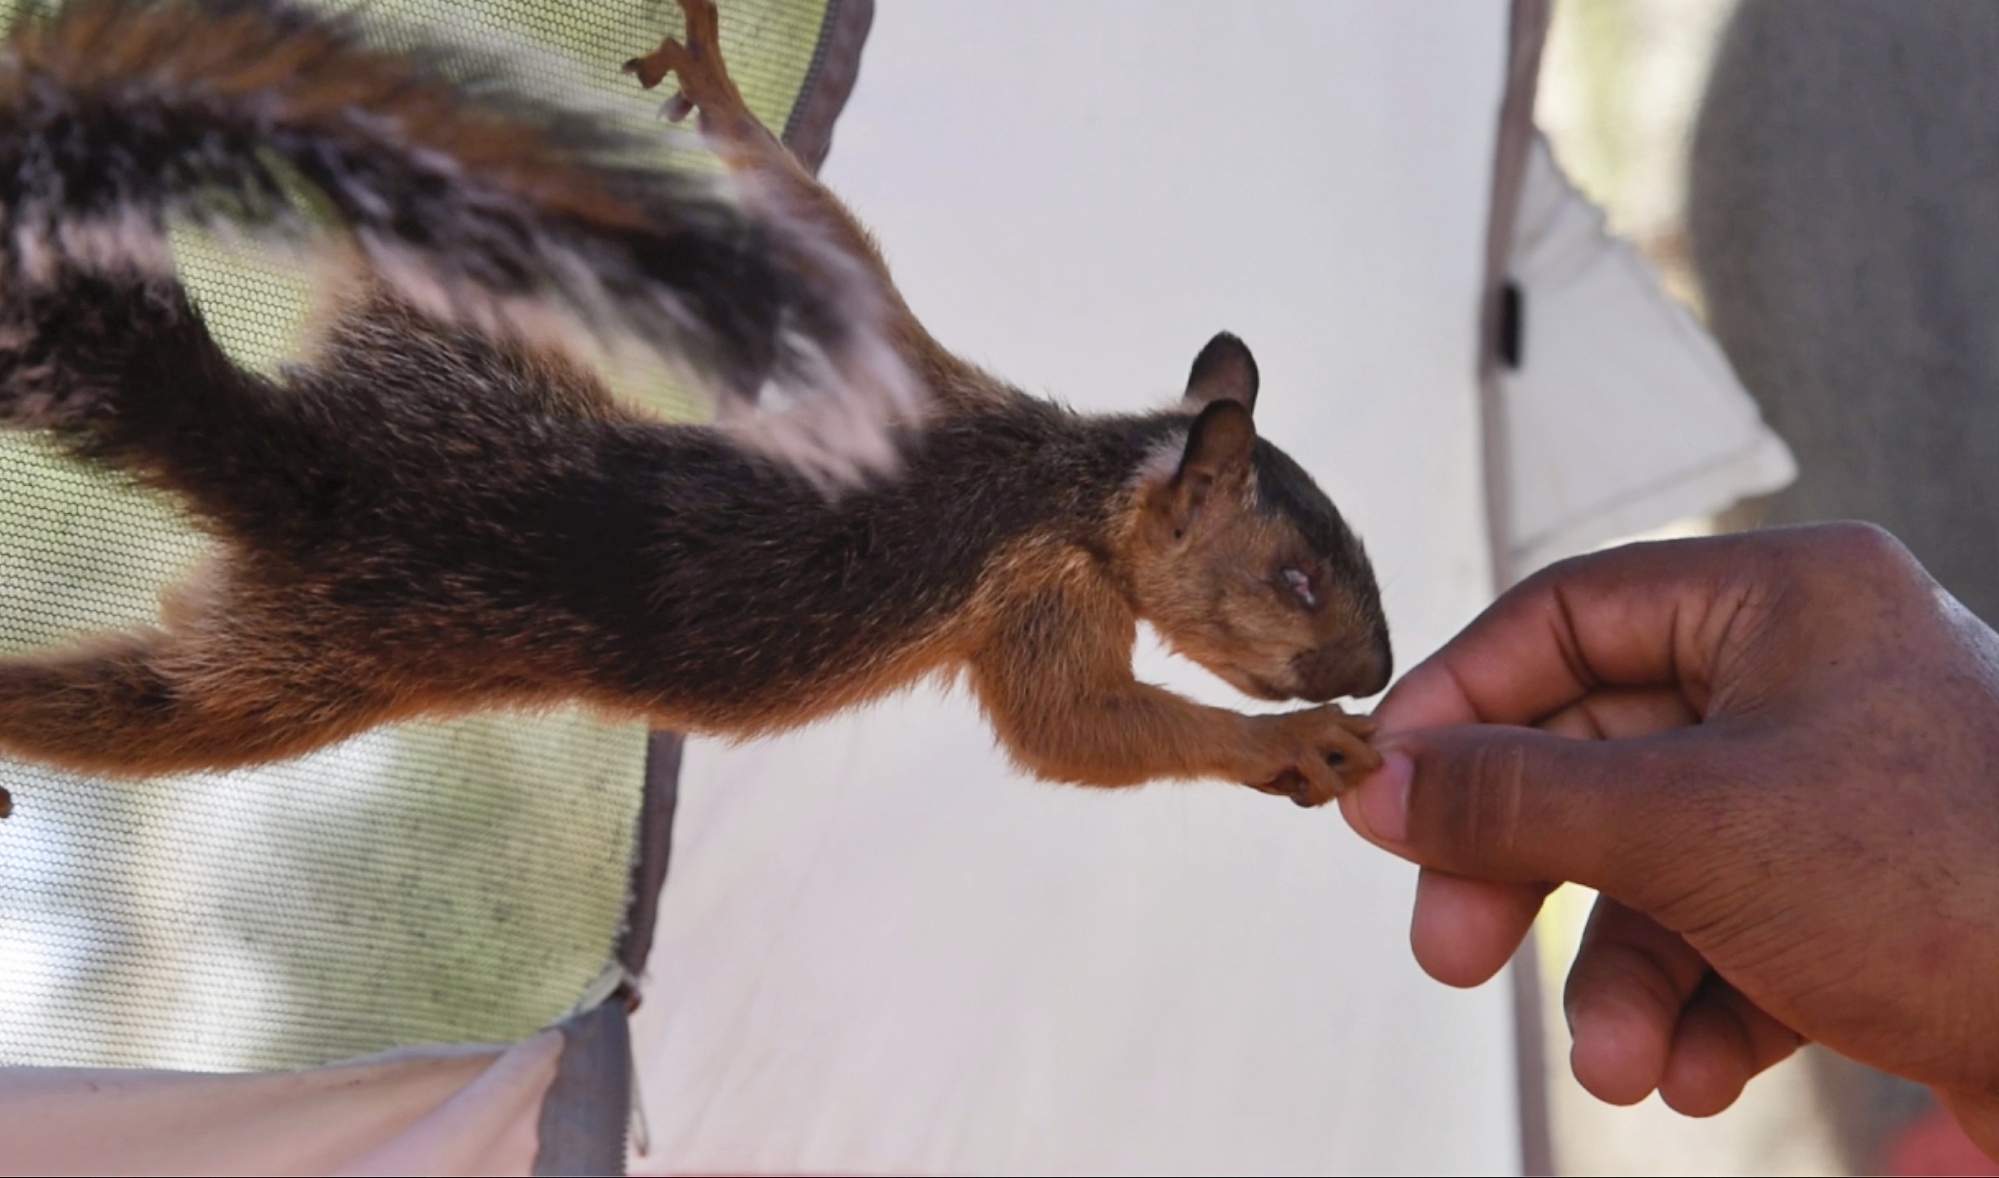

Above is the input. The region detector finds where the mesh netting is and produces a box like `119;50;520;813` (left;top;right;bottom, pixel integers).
0;0;840;1071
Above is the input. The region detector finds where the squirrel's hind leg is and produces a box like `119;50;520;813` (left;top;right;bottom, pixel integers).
626;0;767;166
0;574;394;782
627;0;993;438
626;0;928;335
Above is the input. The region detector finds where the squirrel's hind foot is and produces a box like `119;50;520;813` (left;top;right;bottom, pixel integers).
624;0;766;162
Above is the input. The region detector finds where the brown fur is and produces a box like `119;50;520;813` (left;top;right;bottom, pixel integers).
0;0;1390;812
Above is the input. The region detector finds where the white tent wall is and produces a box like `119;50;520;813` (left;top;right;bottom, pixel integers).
630;4;1519;1175
1499;136;1795;576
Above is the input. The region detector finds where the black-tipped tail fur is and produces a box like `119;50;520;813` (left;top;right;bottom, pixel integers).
0;0;915;479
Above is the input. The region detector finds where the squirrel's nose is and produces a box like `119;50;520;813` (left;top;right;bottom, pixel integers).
1294;631;1393;701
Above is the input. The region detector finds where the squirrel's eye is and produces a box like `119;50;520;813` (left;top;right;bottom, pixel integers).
1282;566;1319;609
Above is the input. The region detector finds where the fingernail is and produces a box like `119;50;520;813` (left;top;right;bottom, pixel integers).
1355;749;1412;845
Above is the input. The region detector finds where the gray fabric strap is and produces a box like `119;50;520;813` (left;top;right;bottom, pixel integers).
1479;0;1551;593
1484;3;1554;1175
784;0;875;173
617;731;684;988
533;1003;633;1177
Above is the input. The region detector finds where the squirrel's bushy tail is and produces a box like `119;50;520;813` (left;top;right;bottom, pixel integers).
0;0;914;483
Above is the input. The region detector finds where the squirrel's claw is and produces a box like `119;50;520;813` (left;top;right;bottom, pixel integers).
623;38;690;93
623;40;700;124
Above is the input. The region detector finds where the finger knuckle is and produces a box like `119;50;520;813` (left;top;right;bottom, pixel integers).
1800;519;1918;579
1425;739;1534;869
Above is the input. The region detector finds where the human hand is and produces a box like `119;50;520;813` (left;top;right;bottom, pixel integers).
1337;524;1999;1153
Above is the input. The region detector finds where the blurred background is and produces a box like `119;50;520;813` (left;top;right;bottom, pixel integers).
1534;1;1997;1173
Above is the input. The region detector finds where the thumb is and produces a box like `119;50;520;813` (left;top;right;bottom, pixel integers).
1938;1089;1999;1167
1343;724;1713;898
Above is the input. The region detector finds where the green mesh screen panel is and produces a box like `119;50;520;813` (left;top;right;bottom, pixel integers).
0;0;848;1071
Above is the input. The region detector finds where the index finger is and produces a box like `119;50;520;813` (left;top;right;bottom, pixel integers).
1376;534;1760;734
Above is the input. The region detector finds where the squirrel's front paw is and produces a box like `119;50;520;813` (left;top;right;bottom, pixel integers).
1240;706;1380;808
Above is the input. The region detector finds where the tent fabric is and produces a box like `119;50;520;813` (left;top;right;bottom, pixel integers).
0;1032;559;1177
1477;11;1556;1175
1496;135;1795;576
1479;0;1554;594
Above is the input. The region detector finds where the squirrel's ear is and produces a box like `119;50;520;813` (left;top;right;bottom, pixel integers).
1181;332;1259;415
1159;398;1256;534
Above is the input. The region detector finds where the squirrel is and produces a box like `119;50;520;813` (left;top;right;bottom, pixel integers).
0;0;1392;815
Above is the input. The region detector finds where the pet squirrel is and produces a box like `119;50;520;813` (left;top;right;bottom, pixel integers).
0;0;1393;815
